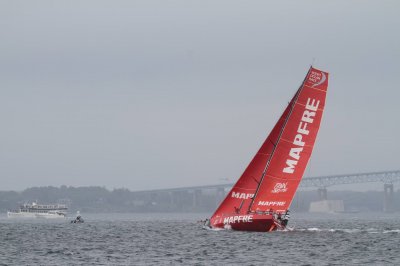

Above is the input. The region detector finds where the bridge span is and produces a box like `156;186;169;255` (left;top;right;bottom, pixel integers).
299;170;400;188
147;170;400;193
299;170;400;212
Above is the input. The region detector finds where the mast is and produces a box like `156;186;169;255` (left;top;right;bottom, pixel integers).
247;66;312;213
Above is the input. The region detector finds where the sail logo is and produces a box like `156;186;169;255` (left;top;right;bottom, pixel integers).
271;182;288;193
223;215;253;224
309;71;326;88
231;192;254;199
257;201;285;206
283;97;320;174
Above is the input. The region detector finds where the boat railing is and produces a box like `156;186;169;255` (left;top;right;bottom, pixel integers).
21;203;68;210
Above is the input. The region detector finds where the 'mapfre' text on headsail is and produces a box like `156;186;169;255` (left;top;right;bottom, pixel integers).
283;98;320;174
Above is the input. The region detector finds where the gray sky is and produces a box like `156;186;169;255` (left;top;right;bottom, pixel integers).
0;0;399;191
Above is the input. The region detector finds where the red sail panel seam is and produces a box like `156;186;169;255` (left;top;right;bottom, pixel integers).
280;138;315;147
263;174;301;181
295;102;326;111
304;85;328;92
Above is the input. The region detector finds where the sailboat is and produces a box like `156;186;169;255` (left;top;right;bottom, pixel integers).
207;66;329;232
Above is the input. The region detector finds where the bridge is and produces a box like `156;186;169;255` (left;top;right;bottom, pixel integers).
299;170;400;188
135;170;400;212
299;170;400;212
151;170;400;191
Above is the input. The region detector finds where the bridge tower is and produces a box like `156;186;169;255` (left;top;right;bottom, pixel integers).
317;187;328;201
192;189;202;209
383;183;394;212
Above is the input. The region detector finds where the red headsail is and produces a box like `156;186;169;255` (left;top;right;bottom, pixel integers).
210;67;328;225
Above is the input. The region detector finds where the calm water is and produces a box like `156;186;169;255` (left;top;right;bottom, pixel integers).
0;212;399;265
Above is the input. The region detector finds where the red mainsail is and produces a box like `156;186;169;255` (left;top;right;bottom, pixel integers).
209;67;328;230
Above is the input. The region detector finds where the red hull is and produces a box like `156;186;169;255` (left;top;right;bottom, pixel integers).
209;213;283;232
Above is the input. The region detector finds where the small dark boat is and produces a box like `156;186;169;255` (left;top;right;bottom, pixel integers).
71;211;84;223
71;215;84;223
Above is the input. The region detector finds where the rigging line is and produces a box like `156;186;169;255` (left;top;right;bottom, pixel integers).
236;199;245;214
247;66;313;213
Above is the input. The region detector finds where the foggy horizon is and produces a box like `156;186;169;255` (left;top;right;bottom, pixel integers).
1;1;399;191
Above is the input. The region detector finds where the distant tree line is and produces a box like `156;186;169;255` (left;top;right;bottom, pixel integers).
0;186;398;213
